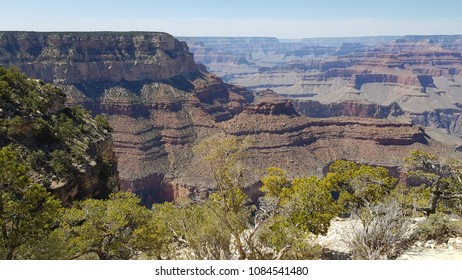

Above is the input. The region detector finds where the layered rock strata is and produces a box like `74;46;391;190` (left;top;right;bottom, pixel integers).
0;32;454;205
181;36;462;141
0;31;195;84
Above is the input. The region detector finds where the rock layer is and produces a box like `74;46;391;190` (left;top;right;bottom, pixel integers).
0;31;195;84
0;32;454;205
182;36;462;140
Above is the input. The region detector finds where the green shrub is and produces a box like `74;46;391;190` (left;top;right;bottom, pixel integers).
53;112;79;141
7;116;31;138
50;149;74;178
31;117;56;144
28;149;47;169
70;106;88;122
95;114;112;132
414;212;462;243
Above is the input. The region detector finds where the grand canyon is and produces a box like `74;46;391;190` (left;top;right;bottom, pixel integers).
1;30;462;261
1;31;457;205
182;35;462;142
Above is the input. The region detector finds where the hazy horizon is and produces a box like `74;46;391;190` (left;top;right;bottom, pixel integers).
1;0;462;39
2;31;459;40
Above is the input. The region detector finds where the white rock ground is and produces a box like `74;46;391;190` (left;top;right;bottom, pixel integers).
316;218;462;260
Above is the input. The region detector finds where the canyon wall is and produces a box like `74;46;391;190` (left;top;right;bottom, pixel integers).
0;32;454;205
182;35;462;141
0;31;195;84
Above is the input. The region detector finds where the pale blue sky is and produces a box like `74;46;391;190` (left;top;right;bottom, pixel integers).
1;0;461;38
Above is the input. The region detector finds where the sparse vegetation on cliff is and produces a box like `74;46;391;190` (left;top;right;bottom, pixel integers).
0;66;118;203
0;67;118;258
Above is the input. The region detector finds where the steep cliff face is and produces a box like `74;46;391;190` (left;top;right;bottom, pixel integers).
104;73;253;205
350;74;435;90
0;31;252;204
411;108;462;137
0;31;195;84
293;100;404;119
0;32;454;205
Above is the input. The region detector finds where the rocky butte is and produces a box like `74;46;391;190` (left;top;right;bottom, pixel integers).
0;32;455;205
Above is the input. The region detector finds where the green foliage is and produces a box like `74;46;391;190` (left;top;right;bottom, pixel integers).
70;106;88;122
325;160;397;214
6;116;29;138
209;186;248;215
27;149;47;170
20;228;71;260
404;149;462;215
4;115;54;142
281;176;339;235
0;67;126;259
252;168;338;259
50;149;74;178
53;110;81;141
194;134;252;191
59;192;156;260
0;145;63;260
193;135;322;260
0;145;30;189
194;134;252;259
95;114;113;132
390;184;433;216
414;213;462;243
256;215;322;260
30;117;55;144
1;66;116;191
135;203;175;259
153;202;233;259
0;66;62;115
0;183;63;260
260;167;290;197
